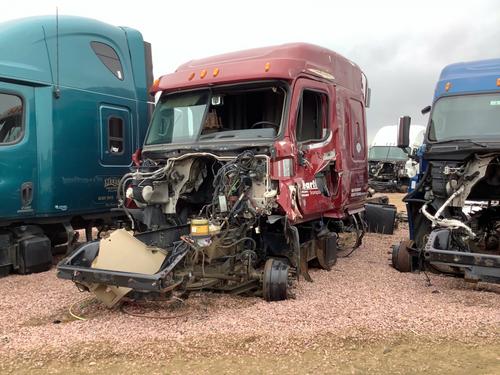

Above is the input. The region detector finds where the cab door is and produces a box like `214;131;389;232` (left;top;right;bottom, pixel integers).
0;82;37;220
292;79;336;218
99;104;133;167
345;97;368;204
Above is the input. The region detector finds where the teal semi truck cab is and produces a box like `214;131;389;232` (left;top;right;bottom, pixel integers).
0;16;153;275
393;58;500;283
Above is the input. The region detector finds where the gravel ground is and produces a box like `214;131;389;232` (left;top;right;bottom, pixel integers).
0;222;499;369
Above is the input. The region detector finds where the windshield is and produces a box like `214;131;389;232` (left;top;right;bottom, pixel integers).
368;146;407;161
429;93;500;142
146;91;209;145
145;84;286;146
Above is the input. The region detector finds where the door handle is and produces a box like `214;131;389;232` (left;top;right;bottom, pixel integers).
21;182;33;207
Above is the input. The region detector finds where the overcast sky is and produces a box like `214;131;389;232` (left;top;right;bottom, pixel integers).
2;0;500;142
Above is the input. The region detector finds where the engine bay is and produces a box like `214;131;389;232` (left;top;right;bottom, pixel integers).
406;153;500;281
59;150;353;305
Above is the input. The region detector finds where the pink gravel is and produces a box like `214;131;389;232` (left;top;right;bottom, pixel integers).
0;226;499;359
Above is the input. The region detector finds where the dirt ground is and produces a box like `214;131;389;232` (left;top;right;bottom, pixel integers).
0;193;499;374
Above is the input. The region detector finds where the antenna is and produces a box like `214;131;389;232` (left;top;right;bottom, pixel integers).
54;7;60;98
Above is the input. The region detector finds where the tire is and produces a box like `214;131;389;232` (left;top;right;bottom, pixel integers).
262;259;289;301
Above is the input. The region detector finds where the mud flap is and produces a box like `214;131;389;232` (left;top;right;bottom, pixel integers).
300;254;313;282
288;224;312;282
316;232;337;270
365;202;397;234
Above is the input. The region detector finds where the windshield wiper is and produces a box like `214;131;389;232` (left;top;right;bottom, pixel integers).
433;138;488;148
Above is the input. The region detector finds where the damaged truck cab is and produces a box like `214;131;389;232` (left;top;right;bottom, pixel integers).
368;124;425;192
58;43;370;303
393;59;500;283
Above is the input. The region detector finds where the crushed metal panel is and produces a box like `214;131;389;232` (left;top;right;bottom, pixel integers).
90;229;167;307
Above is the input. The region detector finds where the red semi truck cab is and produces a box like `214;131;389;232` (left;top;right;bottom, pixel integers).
148;43;370;224
58;43;370;304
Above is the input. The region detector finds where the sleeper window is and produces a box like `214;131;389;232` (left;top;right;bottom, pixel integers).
0;93;23;145
108;117;124;154
296;90;327;142
91;41;124;80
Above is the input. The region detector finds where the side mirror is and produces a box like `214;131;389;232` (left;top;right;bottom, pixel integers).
365;87;371;108
421;105;431;115
397;116;411;149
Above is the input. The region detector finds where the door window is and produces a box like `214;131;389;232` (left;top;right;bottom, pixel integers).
0;93;23;144
99;106;132;166
296;90;327;142
108;117;124;154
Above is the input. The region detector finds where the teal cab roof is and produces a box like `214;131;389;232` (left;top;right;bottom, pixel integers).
0;15;148;100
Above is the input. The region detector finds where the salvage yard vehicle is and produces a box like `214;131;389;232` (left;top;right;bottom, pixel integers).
368;124;425;192
58;43;371;303
0;16;153;276
393;58;500;283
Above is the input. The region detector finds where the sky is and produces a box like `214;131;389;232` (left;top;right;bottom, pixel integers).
2;0;500;142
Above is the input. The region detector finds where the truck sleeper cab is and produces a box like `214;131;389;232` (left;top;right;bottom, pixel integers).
0;16;153;276
393;58;500;283
368;124;425;193
58;43;370;304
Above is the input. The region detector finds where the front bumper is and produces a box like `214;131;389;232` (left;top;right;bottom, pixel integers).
57;225;190;292
423;229;500;283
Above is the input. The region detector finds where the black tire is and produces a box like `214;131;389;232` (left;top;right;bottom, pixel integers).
262;259;289;301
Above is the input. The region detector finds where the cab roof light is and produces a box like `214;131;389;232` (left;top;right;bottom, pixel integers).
445;82;452;92
264;62;271;72
188;72;195;81
200;69;207;79
497;78;500;87
213;67;220;77
150;78;160;92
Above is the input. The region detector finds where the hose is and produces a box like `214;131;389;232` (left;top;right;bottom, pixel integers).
68;296;96;321
421;202;475;238
218;236;257;251
434;186;464;219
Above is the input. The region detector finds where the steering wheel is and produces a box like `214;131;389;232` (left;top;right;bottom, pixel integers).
250;121;279;130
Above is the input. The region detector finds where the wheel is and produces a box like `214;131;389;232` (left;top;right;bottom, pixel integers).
262;259;289;301
392;240;413;272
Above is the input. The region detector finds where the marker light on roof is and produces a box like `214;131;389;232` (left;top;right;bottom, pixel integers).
200;69;207;79
151;78;160;91
188;72;195;81
445;82;452;92
497;78;500;87
264;62;271;72
213;67;220;77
